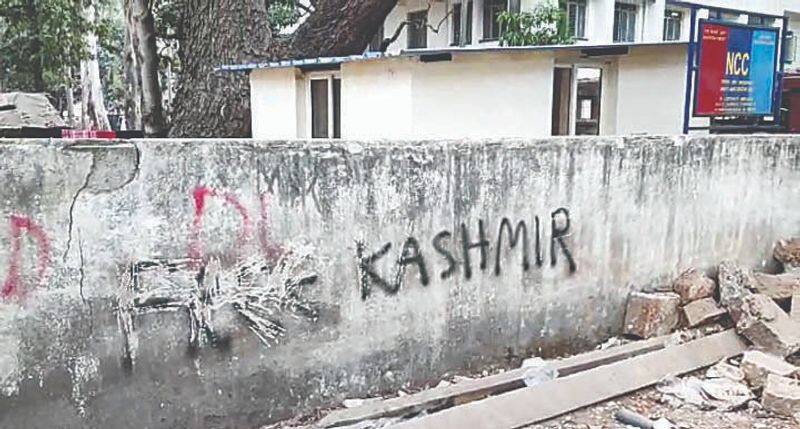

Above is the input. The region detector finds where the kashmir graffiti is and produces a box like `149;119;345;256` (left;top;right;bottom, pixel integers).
356;208;576;300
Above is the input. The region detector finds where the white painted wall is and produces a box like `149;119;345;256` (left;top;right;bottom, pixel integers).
615;44;688;134
250;68;300;139
341;58;415;139
409;52;555;138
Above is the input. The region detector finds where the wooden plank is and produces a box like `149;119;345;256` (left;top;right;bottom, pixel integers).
388;330;747;429
317;335;671;428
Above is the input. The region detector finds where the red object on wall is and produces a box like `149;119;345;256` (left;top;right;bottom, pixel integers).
61;129;118;139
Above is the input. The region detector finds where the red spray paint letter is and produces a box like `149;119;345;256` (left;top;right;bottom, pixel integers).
1;215;51;299
188;187;253;265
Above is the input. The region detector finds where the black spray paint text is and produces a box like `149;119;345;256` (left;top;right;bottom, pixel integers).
356;208;576;300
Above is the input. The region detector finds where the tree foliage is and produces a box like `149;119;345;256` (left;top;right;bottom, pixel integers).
0;0;88;92
497;2;572;47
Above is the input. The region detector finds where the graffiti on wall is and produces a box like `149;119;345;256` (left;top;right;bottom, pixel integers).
356;208;576;300
116;187;320;367
1;215;51;300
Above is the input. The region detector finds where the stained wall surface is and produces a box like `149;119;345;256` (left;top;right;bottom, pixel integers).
0;136;798;428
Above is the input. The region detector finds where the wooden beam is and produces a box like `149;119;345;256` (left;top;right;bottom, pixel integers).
317;335;672;428
387;330;747;429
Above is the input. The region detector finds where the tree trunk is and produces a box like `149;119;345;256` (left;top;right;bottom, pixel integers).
168;0;397;138
65;67;76;128
80;2;111;130
123;0;142;131
168;0;273;138
25;0;45;92
131;0;167;136
289;0;397;58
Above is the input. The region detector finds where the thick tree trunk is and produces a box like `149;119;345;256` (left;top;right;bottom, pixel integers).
169;0;397;138
131;0;168;136
168;0;273;138
289;0;397;58
80;2;111;130
123;1;142;131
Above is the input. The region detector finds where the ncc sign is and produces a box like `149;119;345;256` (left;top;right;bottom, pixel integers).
694;21;779;117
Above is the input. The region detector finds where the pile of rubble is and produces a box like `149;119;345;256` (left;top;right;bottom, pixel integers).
622;238;800;422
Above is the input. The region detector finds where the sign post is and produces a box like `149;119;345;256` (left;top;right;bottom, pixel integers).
694;21;779;118
680;3;788;134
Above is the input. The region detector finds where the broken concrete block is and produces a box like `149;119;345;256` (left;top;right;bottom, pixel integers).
752;272;800;300
741;350;799;389
717;260;756;322
736;294;800;357
762;374;800;417
683;297;727;327
672;268;716;304
623;292;681;339
793;294;800;323
775;238;800;272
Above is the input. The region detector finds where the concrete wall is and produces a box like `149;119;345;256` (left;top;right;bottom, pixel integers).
250;68;301;139
0;136;798;428
615;44;687;135
409;52;554;138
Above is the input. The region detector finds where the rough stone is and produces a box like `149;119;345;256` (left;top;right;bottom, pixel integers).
736;294;800;357
762;374;800;417
717;260;757;322
672;268;716;304
752;272;800;300
775;239;800;272
793;294;800;323
682;297;727;327
741;350;799;389
623;292;681;339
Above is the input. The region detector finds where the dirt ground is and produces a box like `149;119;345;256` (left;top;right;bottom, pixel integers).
528;386;799;429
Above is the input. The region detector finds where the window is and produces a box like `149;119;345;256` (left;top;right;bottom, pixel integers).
579;98;592;120
483;0;506;40
566;0;586;39
663;10;682;41
786;31;797;64
709;10;742;23
452;1;474;45
613;3;637;43
749;15;775;27
368;25;384;52
407;10;428;49
310;76;341;139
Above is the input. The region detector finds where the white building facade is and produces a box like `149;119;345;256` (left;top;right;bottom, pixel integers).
378;0;800;56
241;0;800;140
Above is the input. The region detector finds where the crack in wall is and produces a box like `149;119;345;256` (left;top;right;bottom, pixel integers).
63;158;95;263
61;143;142;262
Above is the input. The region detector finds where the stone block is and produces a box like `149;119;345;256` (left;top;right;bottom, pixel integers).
683;297;726;327
736;294;800;357
623;292;681;339
741;350;799;390
775;238;800;272
762;374;800;417
717;261;756;322
752;272;800;300
672;268;716;304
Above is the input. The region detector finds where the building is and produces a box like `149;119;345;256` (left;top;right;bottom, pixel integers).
228;0;800;139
